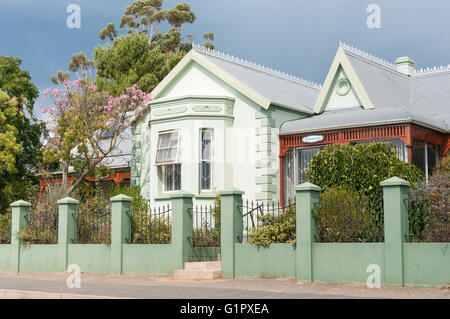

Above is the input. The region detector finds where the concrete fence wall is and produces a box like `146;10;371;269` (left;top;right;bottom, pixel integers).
0;193;196;276
220;178;449;287
0;178;448;287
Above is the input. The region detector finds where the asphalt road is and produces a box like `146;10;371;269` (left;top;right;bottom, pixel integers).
0;272;449;299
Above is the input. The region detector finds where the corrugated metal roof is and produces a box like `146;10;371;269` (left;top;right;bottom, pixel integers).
193;46;320;114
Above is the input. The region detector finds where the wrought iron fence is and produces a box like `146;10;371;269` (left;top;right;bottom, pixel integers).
313;194;384;243
408;189;449;243
240;199;296;244
25;209;59;244
76;207;111;244
129;205;172;244
0;210;12;244
188;204;220;261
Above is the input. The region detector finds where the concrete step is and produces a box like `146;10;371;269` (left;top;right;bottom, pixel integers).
184;261;221;271
173;269;221;280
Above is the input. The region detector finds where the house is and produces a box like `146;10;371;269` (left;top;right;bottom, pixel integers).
280;43;449;202
130;44;321;205
132;43;449;205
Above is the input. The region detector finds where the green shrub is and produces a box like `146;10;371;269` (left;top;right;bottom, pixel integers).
131;212;171;244
247;203;296;246
0;209;11;244
312;188;384;243
109;185;149;212
306;143;424;198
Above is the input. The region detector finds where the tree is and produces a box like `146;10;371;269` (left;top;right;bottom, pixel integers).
305;142;424;198
166;3;196;32
0;57;46;214
202;32;215;50
95;0;211;96
42;54;152;195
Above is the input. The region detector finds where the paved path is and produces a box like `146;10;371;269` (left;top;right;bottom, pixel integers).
0;272;449;299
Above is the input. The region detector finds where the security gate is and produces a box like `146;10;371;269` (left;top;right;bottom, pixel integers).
188;204;221;261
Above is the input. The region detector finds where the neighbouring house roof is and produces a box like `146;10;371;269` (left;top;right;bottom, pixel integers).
150;44;321;114
281;43;450;134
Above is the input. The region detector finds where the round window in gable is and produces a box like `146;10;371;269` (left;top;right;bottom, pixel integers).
336;78;351;96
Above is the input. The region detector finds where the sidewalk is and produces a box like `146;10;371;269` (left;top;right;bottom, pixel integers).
0;272;448;299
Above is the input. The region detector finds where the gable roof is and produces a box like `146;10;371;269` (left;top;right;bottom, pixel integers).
151;44;321;114
282;43;450;134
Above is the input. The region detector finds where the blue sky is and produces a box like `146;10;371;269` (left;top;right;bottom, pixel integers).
1;0;450;120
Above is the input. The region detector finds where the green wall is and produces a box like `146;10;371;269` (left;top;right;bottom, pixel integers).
312;243;385;284
19;245;59;273
0;245;10;271
122;245;177;276
234;243;296;279
403;243;450;287
68;244;112;274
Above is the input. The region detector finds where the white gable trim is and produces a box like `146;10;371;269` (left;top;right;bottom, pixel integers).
151;50;272;109
313;47;375;113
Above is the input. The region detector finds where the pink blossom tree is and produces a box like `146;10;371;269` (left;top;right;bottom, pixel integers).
41;57;151;195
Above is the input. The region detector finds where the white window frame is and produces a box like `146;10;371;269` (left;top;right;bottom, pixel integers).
155;130;181;166
199;128;213;192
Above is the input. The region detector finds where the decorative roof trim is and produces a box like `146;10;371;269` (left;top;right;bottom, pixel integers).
414;65;450;76
339;42;397;70
192;44;322;90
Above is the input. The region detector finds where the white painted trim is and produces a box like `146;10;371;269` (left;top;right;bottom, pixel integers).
313;47;375;113
151;50;272;109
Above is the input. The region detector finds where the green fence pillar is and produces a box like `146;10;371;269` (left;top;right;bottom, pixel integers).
10;200;31;273
111;194;132;275
171;192;194;269
295;182;321;282
381;176;410;286
220;188;244;279
57;197;79;271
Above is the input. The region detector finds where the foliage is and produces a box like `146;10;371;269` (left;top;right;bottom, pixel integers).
95;0;212;96
16;183;77;245
110;185;150;212
306;143;424;199
41;59;152;195
0;56;45;215
0;90;22;174
192;194;221;247
312;188;384;243
0;209;11;244
76;184;111;244
94;34;182;96
408;157;449;242
131;213;171;244
247;202;296;246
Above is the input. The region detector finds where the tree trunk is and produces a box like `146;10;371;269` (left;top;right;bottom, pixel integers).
62;160;70;196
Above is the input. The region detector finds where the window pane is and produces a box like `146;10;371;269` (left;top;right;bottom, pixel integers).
169;132;179;147
201;130;212;161
164;164;181;192
174;164;181;190
201;161;211;190
158;133;172;148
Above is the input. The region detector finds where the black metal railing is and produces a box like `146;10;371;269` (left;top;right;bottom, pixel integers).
0;210;12;244
25;209;59;244
408;189;449;243
129;205;172;244
76;208;111;244
240;199;296;244
313;195;384;243
188;204;220;261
